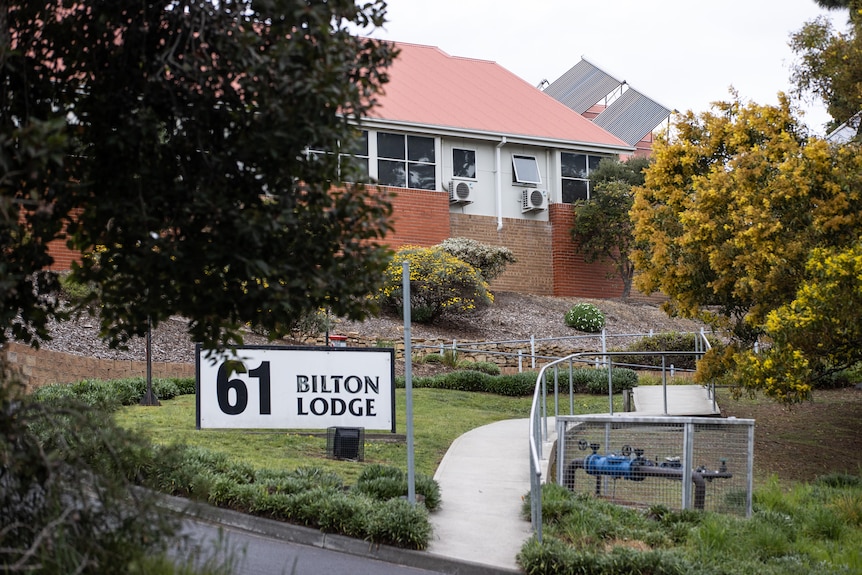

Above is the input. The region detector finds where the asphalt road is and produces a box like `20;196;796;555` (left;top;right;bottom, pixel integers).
175;519;451;575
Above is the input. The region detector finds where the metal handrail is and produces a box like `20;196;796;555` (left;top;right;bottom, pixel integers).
413;328;716;372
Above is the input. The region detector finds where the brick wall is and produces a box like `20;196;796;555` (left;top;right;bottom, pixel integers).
549;204;623;298
383;187;451;248
450;213;554;295
46;237;80;271
31;208;81;271
3;342;195;392
41;186;659;302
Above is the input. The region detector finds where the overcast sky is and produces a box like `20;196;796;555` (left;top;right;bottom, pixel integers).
366;0;849;135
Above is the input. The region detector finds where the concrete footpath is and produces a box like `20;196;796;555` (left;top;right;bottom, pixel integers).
426;418;536;572
632;384;721;416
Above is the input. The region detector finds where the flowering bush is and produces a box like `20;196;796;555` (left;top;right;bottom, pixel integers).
564;303;605;332
438;238;516;282
378;246;493;323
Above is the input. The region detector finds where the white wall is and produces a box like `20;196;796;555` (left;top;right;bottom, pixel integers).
441;137;553;221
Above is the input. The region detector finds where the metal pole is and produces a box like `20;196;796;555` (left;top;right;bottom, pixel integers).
746;423;755;517
402;262;416;505
682;423;694;509
530;335;536;370
607;357;614;415
553;366;559;419
140;317;160;406
662;355;668;415
542;370;548;440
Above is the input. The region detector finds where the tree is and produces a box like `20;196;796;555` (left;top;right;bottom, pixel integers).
570;157;649;299
790;0;862;134
1;0;396;351
631;94;862;402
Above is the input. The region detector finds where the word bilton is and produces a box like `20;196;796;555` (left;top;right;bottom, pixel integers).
296;374;379;417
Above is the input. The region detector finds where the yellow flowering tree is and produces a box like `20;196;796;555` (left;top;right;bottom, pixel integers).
378;246;493;323
745;242;862;400
632;94;862;402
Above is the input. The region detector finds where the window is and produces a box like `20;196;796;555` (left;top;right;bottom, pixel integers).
303;130;369;182
453;148;476;179
512;154;542;185
561;152;604;202
376;132;436;190
341;130;368;181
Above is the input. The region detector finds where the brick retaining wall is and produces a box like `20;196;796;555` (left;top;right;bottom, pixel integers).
3;342;195;392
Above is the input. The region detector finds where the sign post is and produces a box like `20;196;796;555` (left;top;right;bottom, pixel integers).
403;261;416;505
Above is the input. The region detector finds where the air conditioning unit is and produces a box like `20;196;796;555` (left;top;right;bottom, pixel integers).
448;180;475;204
521;188;548;212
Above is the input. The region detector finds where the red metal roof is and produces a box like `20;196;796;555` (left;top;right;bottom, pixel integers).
369;42;630;149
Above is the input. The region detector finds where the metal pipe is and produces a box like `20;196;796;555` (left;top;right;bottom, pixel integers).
564;459;732;510
495;137;507;231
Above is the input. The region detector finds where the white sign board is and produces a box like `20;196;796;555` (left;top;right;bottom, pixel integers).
196;345;395;432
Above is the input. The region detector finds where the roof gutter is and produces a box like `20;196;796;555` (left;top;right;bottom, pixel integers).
495;136;507;231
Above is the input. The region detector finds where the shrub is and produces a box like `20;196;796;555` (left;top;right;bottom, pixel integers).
564;303;605;333
289;308;330;340
4;382;182;574
547;367;637;395
397;368;635;396
616;331;719;370
456;360;501;375
418;352;443;364
33;377;191;410
315;491;375;536
172;377;197;395
367;498;432;550
442;369;492;392
815;473;862;489
438;237;516;282
518;537;693;575
356;465;441;511
485;372;538;396
377;245;493;323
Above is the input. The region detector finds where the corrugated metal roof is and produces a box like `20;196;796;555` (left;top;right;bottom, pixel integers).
592;88;672;146
369;42;631;151
542;59;622;115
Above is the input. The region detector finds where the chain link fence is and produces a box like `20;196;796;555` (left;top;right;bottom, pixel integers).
554;415;754;516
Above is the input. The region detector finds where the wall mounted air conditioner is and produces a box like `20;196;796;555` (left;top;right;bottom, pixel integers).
521;188;548;212
449;180;475;204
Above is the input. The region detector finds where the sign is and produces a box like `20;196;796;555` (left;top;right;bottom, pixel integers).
196;345;395;432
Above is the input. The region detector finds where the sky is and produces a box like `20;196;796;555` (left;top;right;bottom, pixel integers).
365;0;850;136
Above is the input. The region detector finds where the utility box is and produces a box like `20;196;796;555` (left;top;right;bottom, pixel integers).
327;426;365;461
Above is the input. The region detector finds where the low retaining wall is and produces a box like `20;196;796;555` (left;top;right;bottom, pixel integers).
3;342;195;392
3;335;606;393
308;333;600;369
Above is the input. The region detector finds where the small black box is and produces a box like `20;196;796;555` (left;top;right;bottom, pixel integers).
326;426;365;461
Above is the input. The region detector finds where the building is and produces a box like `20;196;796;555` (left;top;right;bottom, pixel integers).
368;42;670;297
45;40;672;299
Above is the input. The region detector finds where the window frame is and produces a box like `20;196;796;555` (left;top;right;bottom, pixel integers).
303;130;369;183
376;131;437;190
560;152;606;203
452;147;477;180
512;154;542;186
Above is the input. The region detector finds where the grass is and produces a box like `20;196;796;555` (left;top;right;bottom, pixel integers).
116;388;620;484
522;475;862;574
